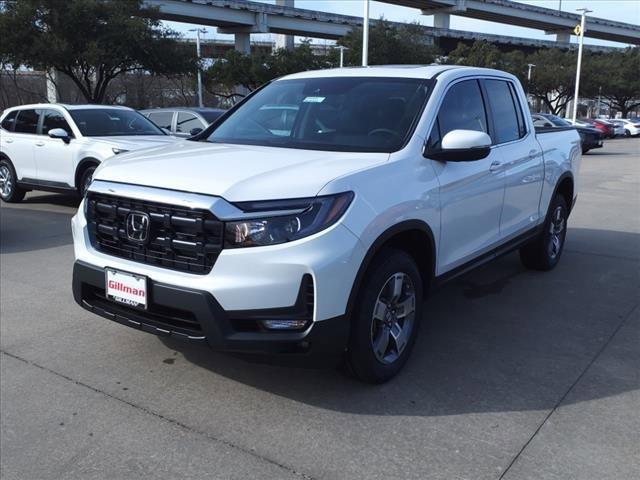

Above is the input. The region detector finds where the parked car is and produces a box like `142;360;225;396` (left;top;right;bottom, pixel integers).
0;104;178;202
140;107;226;137
582;118;616;138
617;118;640;137
533;113;603;154
72;66;581;383
607;119;626;137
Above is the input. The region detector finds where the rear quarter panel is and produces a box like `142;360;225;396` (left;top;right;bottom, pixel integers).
536;128;582;214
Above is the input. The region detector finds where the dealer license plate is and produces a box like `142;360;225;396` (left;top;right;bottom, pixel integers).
105;268;147;309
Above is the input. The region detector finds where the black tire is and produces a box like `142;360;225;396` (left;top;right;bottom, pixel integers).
345;249;423;383
519;194;568;271
79;165;97;197
625;130;631;137
0;159;26;203
582;147;589;154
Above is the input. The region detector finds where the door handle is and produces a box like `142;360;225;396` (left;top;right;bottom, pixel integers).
4;138;13;143
489;160;502;172
35;141;45;146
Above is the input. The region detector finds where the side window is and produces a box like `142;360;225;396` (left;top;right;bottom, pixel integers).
434;79;488;142
509;82;527;138
148;111;174;130
41;109;72;135
176;112;203;134
14;109;39;134
484;80;521;144
1;110;18;131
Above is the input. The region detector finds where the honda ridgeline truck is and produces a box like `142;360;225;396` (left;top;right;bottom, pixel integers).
72;66;581;383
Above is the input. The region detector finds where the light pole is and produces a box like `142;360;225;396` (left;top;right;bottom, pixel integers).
362;0;370;66
597;85;602;117
336;46;349;68
526;63;536;106
571;8;592;124
189;28;206;108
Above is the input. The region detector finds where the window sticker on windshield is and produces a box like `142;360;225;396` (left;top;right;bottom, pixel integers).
303;96;325;103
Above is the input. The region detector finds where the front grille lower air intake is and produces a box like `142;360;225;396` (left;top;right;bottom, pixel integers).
86;192;223;274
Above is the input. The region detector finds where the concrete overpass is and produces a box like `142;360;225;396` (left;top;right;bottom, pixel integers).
145;0;638;54
384;0;640;45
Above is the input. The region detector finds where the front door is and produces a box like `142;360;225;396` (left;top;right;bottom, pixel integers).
425;79;506;275
35;108;75;187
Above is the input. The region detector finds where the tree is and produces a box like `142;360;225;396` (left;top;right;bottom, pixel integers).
525;48;577;116
336;19;440;66
584;48;640;118
204;42;330;100
0;0;197;103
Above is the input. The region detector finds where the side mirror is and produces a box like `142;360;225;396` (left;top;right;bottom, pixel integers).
190;127;203;136
48;128;71;144
426;129;492;162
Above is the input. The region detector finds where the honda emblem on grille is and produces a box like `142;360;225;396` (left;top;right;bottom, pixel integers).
126;211;150;243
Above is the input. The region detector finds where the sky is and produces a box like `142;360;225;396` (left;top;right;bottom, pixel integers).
164;0;640;48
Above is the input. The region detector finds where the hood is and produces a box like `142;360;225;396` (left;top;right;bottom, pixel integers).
94;140;389;201
90;135;180;150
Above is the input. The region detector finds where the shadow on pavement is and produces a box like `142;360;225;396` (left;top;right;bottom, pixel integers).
159;227;639;416
21;193;81;208
0;207;74;253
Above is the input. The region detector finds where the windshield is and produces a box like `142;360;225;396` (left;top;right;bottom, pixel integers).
543;114;571;127
206;77;432;152
70;109;165;136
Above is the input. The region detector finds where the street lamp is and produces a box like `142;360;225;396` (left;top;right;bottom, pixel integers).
336;46;349;68
527;63;536;83
362;0;370;66
571;8;592;124
188;28;207;108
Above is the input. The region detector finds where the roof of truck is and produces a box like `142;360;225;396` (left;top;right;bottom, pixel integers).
279;65;511;81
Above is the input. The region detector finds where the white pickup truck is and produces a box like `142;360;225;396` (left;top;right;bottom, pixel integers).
72;66;581;383
0;104;177;201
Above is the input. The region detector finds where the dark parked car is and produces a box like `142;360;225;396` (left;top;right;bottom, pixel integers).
533;113;603;154
140;107;226;137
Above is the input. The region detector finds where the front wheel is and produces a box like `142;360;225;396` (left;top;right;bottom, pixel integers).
345;249;423;383
520;194;568;271
79;166;96;197
0;159;26;203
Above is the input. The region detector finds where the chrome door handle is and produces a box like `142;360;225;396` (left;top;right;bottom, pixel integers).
489;161;502;172
35;141;45;146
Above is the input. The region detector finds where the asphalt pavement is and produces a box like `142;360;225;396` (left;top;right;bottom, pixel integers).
1;138;639;480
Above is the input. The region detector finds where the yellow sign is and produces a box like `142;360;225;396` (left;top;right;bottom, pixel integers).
574;24;582;36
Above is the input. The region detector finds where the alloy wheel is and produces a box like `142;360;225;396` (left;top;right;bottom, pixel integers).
548;205;566;260
0;165;13;199
370;272;416;365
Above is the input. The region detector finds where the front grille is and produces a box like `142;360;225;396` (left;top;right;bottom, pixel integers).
86;192;223;274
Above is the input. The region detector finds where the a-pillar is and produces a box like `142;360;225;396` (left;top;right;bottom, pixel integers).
275;0;294;50
235;32;251;54
433;12;450;29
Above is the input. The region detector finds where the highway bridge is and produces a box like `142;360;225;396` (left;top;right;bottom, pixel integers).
145;0;639;54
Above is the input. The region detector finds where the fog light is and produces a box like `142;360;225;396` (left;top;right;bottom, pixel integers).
261;319;309;330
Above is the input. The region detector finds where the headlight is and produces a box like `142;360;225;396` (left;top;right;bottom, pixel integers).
112;148;129;155
225;192;354;248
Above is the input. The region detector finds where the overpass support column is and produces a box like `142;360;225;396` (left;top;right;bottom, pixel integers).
556;31;571;43
235;32;251;54
275;0;295;50
433;12;450;29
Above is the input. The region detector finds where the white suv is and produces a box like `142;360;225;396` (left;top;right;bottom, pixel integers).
72;66;581;382
0;104;178;202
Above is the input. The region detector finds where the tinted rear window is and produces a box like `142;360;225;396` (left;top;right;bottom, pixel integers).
14;109;39;134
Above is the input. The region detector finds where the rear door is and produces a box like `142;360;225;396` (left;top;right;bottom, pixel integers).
482;79;544;239
7;109;39;181
35;108;75;187
147;111;175;135
427;79;506;273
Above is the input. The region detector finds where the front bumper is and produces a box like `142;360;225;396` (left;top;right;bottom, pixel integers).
73;261;349;363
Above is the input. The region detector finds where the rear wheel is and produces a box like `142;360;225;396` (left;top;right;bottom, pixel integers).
0;159;26;203
345;249;423;383
520;194;568;271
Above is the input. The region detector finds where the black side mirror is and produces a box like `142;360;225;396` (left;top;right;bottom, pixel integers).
190;127;203;136
48;128;71;144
